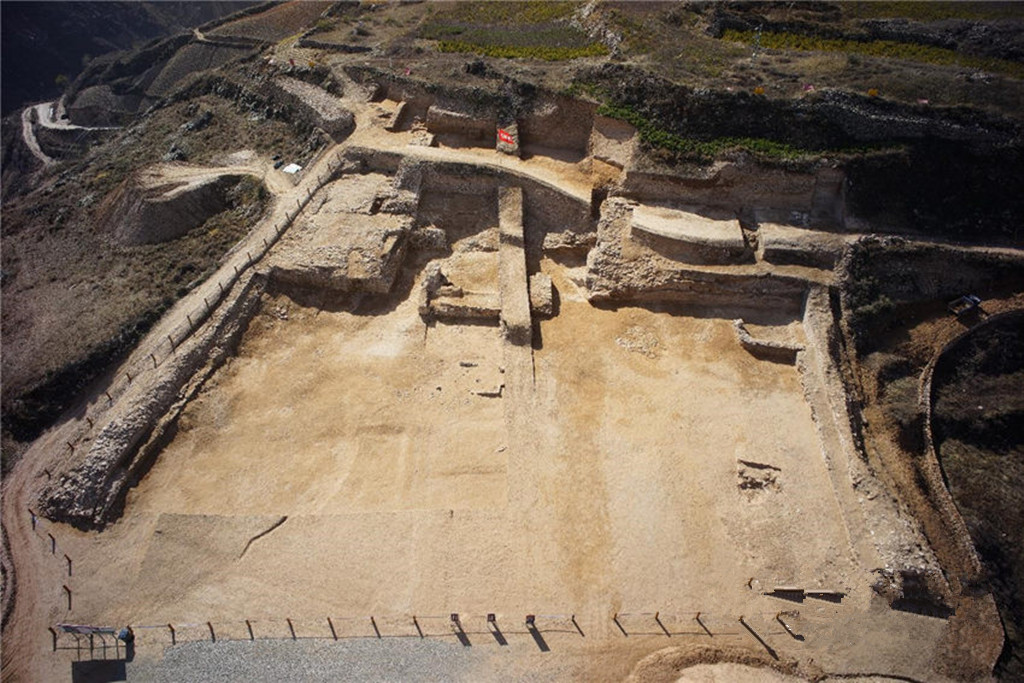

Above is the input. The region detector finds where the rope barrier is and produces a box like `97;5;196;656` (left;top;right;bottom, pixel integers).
55;607;826;650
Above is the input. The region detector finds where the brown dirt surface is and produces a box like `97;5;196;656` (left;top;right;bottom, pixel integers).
3;256;959;681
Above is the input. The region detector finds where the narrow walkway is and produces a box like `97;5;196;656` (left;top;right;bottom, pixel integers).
20;106;54;166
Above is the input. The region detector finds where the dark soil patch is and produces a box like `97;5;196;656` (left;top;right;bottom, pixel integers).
933;312;1024;680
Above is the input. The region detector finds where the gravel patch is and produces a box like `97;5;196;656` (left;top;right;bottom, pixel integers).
127;638;492;682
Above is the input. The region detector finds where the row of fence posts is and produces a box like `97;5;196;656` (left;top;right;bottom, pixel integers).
56;148;347;461
37;147;806;662
47;607;807;657
107;613;578;651
36;150;348;653
612;610;806;659
27;508;75;623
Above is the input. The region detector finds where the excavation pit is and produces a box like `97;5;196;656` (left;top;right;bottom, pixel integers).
53;260;876;634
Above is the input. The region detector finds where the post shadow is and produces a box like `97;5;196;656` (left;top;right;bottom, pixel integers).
776;613;805;641
526;624;549;652
451;625;472;647
451;614;471;647
767;589;805;603
739;616;779;660
487;615;507;646
612;614;627;637
70;660;126;683
370;616;381;639
695;613;713;637
654;613;670;637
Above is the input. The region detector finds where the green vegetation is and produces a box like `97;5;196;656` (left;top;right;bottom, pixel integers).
723;29;1024;80
311;18;335;34
437;39;607;61
595;102;885;164
841;244;898;351
844;1;1023;22
421;0;605;61
424;1;579;26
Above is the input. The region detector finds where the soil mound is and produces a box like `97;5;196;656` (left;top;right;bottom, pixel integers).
100;165;255;245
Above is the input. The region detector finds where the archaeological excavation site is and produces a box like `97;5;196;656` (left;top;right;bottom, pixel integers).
3;2;1024;681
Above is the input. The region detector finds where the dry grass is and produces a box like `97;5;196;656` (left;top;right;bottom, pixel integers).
0;94;307;450
209;1;333;42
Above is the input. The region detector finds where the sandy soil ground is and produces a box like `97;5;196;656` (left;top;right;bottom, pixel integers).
13;260;950;681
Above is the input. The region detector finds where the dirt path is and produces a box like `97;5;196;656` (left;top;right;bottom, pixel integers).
33;100;118;132
19;106;54;166
19;99;122;168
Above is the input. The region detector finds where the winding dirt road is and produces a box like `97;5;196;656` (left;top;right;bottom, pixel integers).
19;99;120;167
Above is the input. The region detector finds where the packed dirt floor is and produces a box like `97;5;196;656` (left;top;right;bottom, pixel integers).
11;261;953;681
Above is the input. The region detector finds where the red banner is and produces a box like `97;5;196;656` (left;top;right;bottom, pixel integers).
497;128;514;144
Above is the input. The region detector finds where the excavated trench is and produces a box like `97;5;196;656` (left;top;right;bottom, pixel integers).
15;85;1008;681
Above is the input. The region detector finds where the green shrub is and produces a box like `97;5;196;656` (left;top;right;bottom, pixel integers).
844;1;1022;22
722;29;1024;80
596;102;846;163
428;1;580;26
437;40;608;61
421;1;602;61
312;19;334;34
